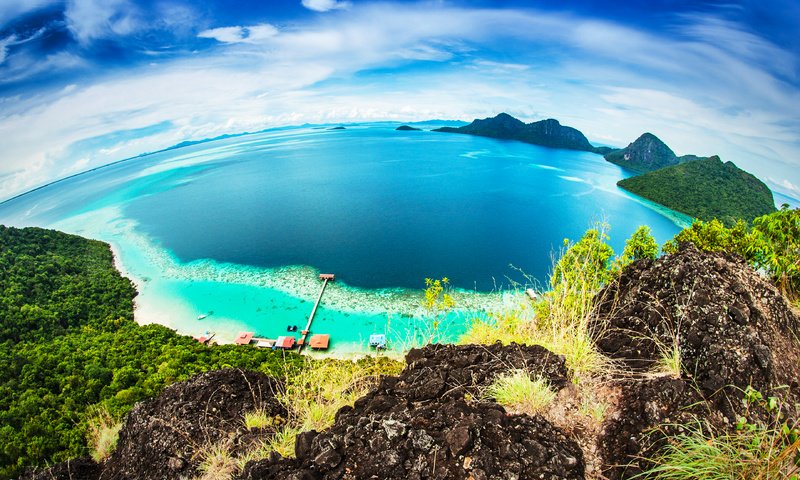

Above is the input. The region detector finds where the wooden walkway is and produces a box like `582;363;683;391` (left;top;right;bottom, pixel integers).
298;274;333;353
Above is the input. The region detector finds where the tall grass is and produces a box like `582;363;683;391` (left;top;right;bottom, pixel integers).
639;421;800;480
242;408;276;430
86;407;122;462
190;356;402;479
461;226;616;381
195;440;237;480
259;356;403;459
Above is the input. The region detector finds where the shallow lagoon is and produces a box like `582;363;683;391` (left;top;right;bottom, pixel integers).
0;124;688;352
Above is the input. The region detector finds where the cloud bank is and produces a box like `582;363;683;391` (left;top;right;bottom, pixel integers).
0;1;797;203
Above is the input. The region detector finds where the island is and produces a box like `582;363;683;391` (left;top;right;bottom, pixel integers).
396;125;421;131
328;126;346;130
604;132;708;174
617;156;776;224
432;112;607;153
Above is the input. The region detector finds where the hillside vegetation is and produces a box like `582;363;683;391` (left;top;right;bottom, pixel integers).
617;156;776;224
0;226;299;479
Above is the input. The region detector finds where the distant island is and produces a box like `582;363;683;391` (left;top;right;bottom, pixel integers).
396;125;421;131
604;133;708;174
618;156;776;224
433;112;777;225
432;113;611;153
328;126;347;130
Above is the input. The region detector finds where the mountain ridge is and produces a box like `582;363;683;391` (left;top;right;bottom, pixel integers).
433;112;606;153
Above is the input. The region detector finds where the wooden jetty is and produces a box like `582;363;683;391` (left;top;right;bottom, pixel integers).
297;274;334;353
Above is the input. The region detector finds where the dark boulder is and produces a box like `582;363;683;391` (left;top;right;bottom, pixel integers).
593;243;800;478
101;369;284;480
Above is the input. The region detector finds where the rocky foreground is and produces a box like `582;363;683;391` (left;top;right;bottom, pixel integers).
23;244;800;480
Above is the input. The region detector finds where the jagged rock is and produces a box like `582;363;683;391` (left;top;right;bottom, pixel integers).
240;343;584;479
593;243;800;478
100;369;284;480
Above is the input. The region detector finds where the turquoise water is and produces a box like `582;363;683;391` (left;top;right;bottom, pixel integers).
0;123;688;353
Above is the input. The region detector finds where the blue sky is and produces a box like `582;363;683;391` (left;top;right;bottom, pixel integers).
0;0;798;202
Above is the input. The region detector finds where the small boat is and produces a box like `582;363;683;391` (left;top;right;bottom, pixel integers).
287;325;298;332
369;334;387;350
197;314;207;320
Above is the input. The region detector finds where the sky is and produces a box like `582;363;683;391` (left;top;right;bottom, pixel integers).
0;0;798;202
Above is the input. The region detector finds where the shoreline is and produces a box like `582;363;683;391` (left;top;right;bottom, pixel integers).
98;211;505;356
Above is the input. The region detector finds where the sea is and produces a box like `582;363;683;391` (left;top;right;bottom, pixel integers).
0;123;690;354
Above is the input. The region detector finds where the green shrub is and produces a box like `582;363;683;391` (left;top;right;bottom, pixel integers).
614;225;659;272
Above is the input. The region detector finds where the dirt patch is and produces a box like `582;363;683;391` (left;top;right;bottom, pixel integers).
100;368;284;480
544;382;622;479
240;343;584;479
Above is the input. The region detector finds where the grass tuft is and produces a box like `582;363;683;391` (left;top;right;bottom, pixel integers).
243;408;275;430
652;337;682;379
196;441;237;480
266;427;303;459
86;407;122;462
484;369;556;415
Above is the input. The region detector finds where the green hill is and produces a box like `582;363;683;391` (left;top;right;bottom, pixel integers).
433;113;603;152
617;156;776;224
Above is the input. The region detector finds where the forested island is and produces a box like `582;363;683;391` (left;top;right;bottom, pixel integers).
617;156;776;224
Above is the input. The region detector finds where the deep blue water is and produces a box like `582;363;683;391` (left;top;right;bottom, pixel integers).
0;124;685;290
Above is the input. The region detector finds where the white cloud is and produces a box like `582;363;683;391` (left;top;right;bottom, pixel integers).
0;27;47;66
198;26;248;43
198;24;278;44
0;35;16;65
302;0;351;13
768;178;800;198
0;50;88;85
65;0;142;44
